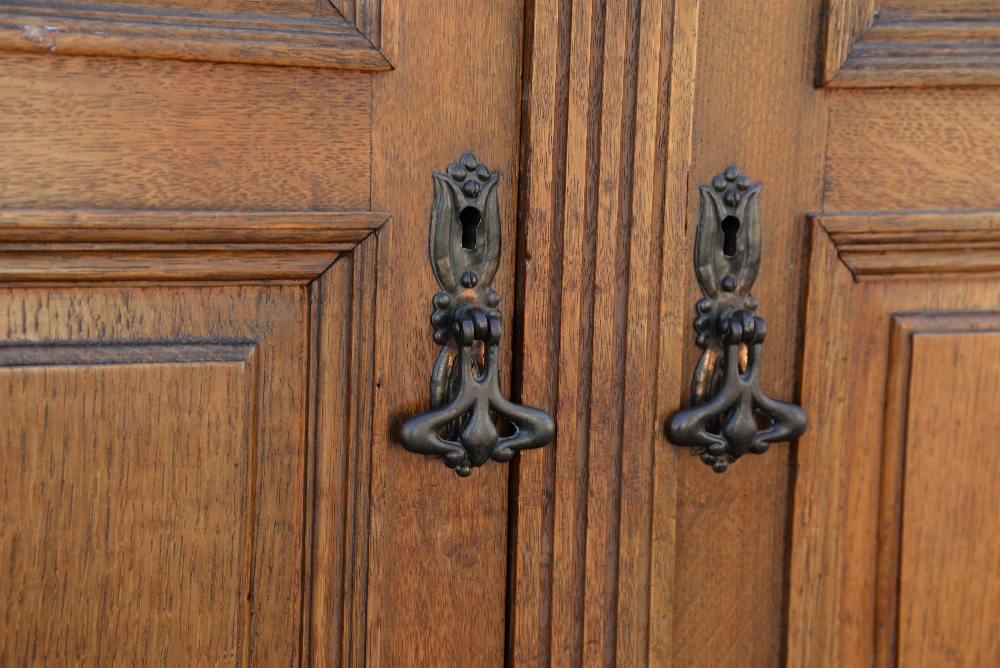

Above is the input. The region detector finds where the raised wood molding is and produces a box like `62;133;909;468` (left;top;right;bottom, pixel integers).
0;209;388;284
820;0;1000;87
305;230;381;665
0;224;384;661
510;0;698;663
816;211;1000;278
874;312;1000;666
330;0;396;65
787;212;1000;666
0;340;257;366
0;0;394;69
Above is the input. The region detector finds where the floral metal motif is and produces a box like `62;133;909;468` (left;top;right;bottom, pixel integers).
400;154;555;476
666;166;807;472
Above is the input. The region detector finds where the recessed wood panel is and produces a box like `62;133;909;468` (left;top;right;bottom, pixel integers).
897;330;1000;666
824;90;1000;211
788;212;1000;667
0;54;371;210
0;286;312;664
0;346;256;664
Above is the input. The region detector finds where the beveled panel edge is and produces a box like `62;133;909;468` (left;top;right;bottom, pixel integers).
0;340;258;366
303;228;381;665
0;1;392;70
874;312;1000;666
820;0;1000;87
330;0;394;65
0;209;389;284
812;210;1000;279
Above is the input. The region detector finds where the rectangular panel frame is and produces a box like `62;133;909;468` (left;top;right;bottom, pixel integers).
820;0;1000;86
0;208;387;664
787;211;1000;666
0;0;394;68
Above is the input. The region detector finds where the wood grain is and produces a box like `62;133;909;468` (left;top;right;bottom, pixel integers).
819;0;1000;86
510;0;693;663
308;233;381;666
0;209;386;284
0;350;256;665
0;239;384;663
788;215;1000;666
824;89;1000;212
817;211;1000;278
0;286;310;664
672;0;827;664
820;0;877;85
882;0;999;14
896;331;1000;666
873;313;1000;667
0;53;372;211
0;1;391;69
364;0;524;664
330;0;395;64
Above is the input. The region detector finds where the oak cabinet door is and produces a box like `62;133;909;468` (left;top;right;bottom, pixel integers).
508;0;1000;665
0;0;525;664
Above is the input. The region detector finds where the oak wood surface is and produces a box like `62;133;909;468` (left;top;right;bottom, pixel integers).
817;211;1000;278
0;0;524;661
0;54;372;211
510;0;1000;665
364;0;524;664
0;286;309;664
788;214;1000;666
6;0;1000;662
873;313;1000;668
511;0;693;663
0;209;386;284
0;0;391;69
824;89;1000;212
671;0;826;665
820;0;1000;86
896;330;1000;666
882;0;999;12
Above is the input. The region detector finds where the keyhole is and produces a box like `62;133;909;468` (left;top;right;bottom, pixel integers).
721;215;740;257
460;206;481;250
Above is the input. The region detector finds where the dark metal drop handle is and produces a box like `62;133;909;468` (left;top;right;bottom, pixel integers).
666;166;806;472
667;308;806;471
400;308;553;476
400;154;554;476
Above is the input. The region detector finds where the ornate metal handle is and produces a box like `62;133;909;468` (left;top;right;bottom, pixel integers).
666;166;806;472
400;153;555;476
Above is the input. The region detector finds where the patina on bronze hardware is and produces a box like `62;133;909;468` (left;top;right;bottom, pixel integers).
400;153;555;476
667;166;807;473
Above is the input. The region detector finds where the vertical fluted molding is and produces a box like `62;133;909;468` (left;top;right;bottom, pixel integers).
509;0;700;664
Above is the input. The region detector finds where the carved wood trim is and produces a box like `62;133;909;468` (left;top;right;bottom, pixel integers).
0;340;257;366
820;0;1000;87
0;209;388;284
510;0;699;663
815;211;1000;278
330;0;395;65
787;214;1000;666
874;312;1000;666
304;230;381;665
0;0;393;69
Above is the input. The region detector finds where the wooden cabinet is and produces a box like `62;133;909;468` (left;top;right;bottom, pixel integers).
1;0;998;665
0;1;522;664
